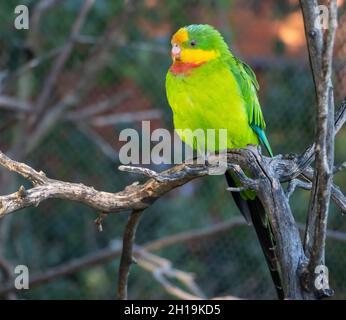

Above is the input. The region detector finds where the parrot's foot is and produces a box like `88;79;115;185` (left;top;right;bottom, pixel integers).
204;152;227;175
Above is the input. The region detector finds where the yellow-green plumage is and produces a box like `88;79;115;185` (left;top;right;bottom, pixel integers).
165;24;283;299
166;58;260;152
166;25;272;157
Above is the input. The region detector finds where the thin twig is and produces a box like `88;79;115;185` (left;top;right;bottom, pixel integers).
300;168;346;214
0;151;47;186
117;209;144;300
286;179;312;199
335;97;346;134
274;97;346;182
135;248;208;299
331;184;346;214
334;161;346;174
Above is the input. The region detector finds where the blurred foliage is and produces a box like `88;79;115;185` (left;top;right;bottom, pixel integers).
0;0;346;300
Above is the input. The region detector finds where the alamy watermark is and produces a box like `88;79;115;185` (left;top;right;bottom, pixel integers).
14;265;29;290
12;4;332;32
314;265;330;291
14;5;29;30
315;5;332;30
119;121;228;175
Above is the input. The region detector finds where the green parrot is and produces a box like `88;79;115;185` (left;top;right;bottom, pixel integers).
165;24;283;299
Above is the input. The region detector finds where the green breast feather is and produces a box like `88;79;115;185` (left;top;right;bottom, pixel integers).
166;57;272;157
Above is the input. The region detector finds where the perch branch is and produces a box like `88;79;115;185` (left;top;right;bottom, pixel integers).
0;149;210;217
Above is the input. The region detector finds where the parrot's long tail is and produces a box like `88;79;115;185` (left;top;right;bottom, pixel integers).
225;171;284;300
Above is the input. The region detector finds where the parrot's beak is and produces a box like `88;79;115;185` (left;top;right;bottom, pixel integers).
171;43;181;62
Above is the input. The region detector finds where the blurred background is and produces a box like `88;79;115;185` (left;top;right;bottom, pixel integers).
0;0;345;299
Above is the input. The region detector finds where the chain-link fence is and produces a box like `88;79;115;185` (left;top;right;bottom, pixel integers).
0;0;345;299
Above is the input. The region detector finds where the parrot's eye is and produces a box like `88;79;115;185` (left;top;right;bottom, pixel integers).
190;40;197;47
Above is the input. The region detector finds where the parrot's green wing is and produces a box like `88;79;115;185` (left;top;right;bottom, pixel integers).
228;57;273;157
226;57;282;299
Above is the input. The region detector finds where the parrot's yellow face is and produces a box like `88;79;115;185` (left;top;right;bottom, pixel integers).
171;27;220;65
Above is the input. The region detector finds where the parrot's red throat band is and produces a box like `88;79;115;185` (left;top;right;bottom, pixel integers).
170;61;205;75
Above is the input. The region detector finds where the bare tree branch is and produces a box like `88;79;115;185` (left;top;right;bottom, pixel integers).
286;179;312;199
134;248;209;300
0;151;47;186
0;96;32;112
1;144;345;298
31;0;95;124
272;96;346;186
335;97;346;134
334;161;346;174
300;0;323;89
302;0;338;298
284;171;346;215
331;184;346;214
117;209;144;300
90;109;162;127
297;223;346;243
65;91;132;121
0;149;210;218
0;147;303;298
